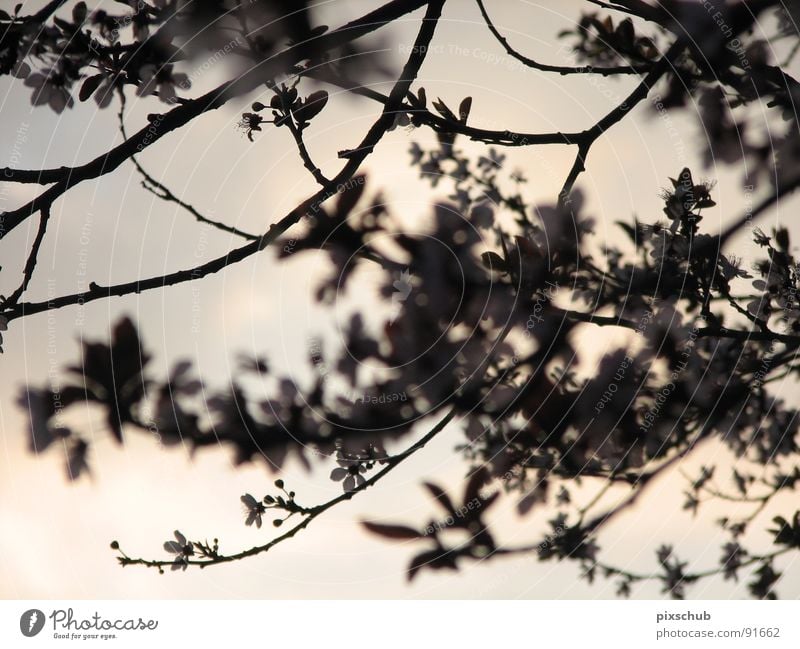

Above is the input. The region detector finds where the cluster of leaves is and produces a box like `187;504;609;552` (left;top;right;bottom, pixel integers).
562;3;800;190
559;14;661;66
239;83;329;141
362;468;500;581
0;0;328;112
23;153;800;595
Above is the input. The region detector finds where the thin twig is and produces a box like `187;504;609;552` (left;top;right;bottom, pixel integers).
0;0;433;238
718;175;800;246
2;0;447;325
1;205;52;309
476;0;650;76
117;98;259;241
558;306;800;346
118;407;458;569
280;99;331;186
594;547;791;585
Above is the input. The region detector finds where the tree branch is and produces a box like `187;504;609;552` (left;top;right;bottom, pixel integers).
1;205;51;309
475;0;650;76
554;39;684;203
281;101;332;187
718;176;800;247
1;0;447;324
116;407;458;570
560;306;800;345
117;99;259;241
0;0;433;238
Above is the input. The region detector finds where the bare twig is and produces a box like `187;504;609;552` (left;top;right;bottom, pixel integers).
117;407;458;570
117;99;259;241
1;205;52;309
286;118;331;186
718;176;800;247
475;0;650;76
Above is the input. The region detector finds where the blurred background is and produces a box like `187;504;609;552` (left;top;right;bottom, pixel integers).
1;0;799;598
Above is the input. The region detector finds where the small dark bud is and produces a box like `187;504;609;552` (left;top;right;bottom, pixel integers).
274;479;284;489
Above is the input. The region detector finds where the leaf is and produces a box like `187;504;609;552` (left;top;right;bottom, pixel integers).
770;513;800;547
163;541;182;554
53;16;72;31
458;96;472;123
72;1;87;24
335;174;366;217
423;482;457;516
309;25;329;38
514;235;538;258
732;469;747;495
481;251;508;272
776;227;790;251
432;97;457;122
79;75;103;102
464;466;489;504
615;220;639;243
407;548;457;581
517;485;544;515
362;521;423;539
0;9;11;20
295;90;328;123
616;18;635;47
676;167;693;191
240;493;259;509
482;490;500;511
65;438;89;481
408;549;440;581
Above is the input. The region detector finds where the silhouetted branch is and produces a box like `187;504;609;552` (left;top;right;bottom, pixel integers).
281;100;332;187
583;0;640;16
718;176;800;246
312;71;581;147
476;0;650;75
1;205;51;309
26;0;69;23
117;100;259;241
556;306;800;345
116;407;458;570
0;0;433;238
558;141;591;205
2;0;446;325
595;546;791;586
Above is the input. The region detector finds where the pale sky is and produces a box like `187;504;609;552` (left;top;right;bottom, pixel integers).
1;0;799;599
